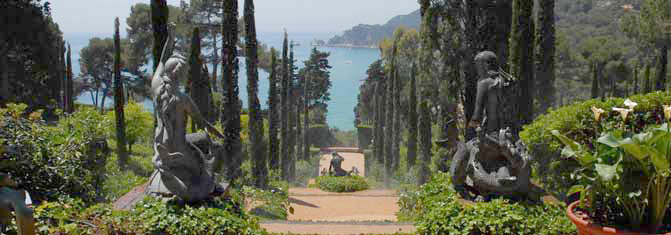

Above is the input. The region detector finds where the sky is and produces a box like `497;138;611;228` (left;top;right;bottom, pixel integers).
50;0;419;37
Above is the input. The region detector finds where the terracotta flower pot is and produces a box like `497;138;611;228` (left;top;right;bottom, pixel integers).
567;201;671;235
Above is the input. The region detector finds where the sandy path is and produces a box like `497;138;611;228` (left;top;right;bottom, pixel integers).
261;188;414;234
319;152;366;176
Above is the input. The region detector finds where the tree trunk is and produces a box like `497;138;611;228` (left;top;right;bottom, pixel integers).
113;18;128;168
244;0;266;188
591;63;599;98
302;71;310;167
536;0;555;114
656;45;668;91
221;0;241;181
151;0;169;71
407;63;418;169
644;65;652;93
0;53;9;105
268;49;280;171
509;0;535;127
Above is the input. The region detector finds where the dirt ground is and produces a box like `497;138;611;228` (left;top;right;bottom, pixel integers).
318;152;366;176
261;187;414;234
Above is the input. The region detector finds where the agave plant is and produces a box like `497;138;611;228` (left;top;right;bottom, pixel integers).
552;102;671;233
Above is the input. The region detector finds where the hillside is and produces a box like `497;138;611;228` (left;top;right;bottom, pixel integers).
327;9;420;48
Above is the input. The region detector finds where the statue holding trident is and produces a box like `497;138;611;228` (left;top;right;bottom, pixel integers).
146;27;227;202
449;51;533;201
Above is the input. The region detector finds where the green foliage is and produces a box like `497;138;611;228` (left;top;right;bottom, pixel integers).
241;180;290;220
1;104;111;203
104;101;153;149
315;175;369;192
398;172;575;235
33;196;265;234
520;91;671;199
552;106;671;233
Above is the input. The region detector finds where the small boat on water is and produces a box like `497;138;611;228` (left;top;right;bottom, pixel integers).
344;60;352;64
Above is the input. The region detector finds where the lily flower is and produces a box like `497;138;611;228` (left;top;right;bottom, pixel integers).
591;106;605;122
613;107;633;121
664;105;671;121
624;99;638;110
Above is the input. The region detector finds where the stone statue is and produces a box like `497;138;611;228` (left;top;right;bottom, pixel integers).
449;51;532;201
0;173;35;235
328;152;348;176
146;32;226;202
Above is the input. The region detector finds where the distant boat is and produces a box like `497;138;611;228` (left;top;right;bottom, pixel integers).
344;60;352;64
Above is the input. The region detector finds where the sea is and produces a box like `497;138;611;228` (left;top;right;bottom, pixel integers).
68;31;380;131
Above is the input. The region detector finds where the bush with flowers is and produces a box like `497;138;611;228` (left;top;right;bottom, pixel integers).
519;91;671;201
552;98;671;233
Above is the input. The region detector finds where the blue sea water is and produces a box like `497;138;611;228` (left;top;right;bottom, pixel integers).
69;32;379;130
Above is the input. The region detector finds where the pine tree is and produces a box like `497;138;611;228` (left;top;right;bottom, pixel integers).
113;17;128;167
536;0;555;113
407;63;418;169
244;0;266;188
509;0;535;126
221;0;241;181
280;32;290;181
65;43;74;114
268;48;280;171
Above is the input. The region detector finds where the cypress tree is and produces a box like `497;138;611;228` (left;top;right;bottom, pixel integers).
509;0;535;126
417;100;432;185
536;0;555;113
591;63;599;98
280;32;290;181
656;46;668;91
268;48;280;171
302;64;310;166
407;63;418;169
221;0;241;181
384;67;394;188
189;27;210;131
287;43;296;181
151;0;169;71
644;65;652;93
65;43;74;114
113;18;128;167
244;0;266;188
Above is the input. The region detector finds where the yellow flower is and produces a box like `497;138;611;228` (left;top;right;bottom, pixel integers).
624;99;638;110
591;106;605;122
664;105;671;121
613;107;633;121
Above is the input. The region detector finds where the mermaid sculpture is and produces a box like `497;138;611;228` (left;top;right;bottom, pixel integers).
146;32;226;202
449;51;532;201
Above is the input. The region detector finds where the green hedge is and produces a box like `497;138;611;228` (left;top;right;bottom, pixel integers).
520;91;671;199
398;172;575;235
29;196;265;235
315;175;369;192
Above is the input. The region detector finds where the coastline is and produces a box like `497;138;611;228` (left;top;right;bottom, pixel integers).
322;44;378;49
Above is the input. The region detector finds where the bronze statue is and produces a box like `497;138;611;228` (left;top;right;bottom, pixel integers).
328;152;348;176
449;51;532;201
146;31;227;202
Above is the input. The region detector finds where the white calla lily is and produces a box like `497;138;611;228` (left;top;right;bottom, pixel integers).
612;107;633;121
624;99;638;110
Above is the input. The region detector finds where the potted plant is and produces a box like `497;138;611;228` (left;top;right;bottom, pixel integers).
552;99;671;234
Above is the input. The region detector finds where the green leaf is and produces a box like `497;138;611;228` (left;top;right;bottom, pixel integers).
552;130;582;151
567;185;586;197
595;163;618;181
619;138;648;160
648;149;670;172
597;133;621;148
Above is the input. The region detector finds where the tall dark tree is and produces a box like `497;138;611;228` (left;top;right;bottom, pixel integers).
644;65;652;93
509;0;535;126
287;42;297;181
244;0;266;188
268;48;280;171
302;65;310;165
113;18;128;167
221;0;242;181
536;0;555;113
295;46;303;161
417;100;432;185
65;43;74;114
189;27;211;131
591;63;599;98
384;40;398;187
280;32;290;181
407;63;418;168
151;0;169;71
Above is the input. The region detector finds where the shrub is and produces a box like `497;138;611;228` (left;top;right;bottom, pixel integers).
104;101;153;152
399;172;575;235
31;196;265;235
520;91;671;199
315;175;369;192
0;104;111;203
